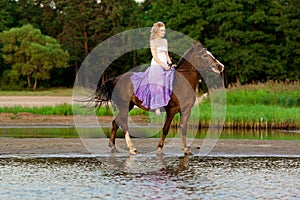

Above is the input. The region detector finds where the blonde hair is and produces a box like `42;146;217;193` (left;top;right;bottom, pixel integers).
150;21;165;40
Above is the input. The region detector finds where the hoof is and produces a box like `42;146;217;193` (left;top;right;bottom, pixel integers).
130;148;137;155
111;149;120;153
183;148;193;155
108;141;116;149
157;147;163;155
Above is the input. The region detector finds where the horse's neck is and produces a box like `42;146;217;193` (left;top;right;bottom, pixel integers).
176;60;199;90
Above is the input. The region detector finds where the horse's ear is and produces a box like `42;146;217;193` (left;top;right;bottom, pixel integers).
197;40;203;47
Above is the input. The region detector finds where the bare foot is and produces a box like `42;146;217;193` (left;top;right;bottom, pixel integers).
155;108;161;116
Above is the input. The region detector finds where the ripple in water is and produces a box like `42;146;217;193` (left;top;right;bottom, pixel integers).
0;156;299;199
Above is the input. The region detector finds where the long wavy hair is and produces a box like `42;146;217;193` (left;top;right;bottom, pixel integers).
150;21;165;40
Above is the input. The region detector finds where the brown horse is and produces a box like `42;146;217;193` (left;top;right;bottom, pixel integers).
92;41;224;155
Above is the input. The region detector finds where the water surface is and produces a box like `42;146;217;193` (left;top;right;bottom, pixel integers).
0;156;299;199
1;126;299;140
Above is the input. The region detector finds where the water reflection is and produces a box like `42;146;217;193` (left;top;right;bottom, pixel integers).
1;126;300;140
0;156;299;199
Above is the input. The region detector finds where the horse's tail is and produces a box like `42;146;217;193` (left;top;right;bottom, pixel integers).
93;78;116;109
83;73;130;110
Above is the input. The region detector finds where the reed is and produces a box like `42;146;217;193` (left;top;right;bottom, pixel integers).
227;80;300;107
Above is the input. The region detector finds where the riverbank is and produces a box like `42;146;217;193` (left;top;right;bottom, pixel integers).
0;112;152;127
0;96;300;129
0;80;299;129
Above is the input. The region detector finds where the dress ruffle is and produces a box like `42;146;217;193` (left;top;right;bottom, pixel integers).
130;66;174;109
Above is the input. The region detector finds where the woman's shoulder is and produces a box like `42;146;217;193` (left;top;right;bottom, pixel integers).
151;37;167;42
162;38;168;46
151;38;168;44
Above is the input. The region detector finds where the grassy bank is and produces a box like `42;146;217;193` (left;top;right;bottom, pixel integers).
0;82;299;129
196;103;300;129
224;81;300;129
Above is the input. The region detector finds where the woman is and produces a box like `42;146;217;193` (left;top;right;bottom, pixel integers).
131;21;175;115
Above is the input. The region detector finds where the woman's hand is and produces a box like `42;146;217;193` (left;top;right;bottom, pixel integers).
164;64;171;70
166;62;176;70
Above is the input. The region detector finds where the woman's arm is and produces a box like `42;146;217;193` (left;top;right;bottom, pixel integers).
166;51;172;65
150;46;170;70
165;40;174;68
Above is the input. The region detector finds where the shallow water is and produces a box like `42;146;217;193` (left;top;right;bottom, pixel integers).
0;156;299;199
1;126;300;140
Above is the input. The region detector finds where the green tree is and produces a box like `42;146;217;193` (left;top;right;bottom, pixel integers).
205;0;286;84
142;0;297;84
143;0;208;40
278;0;300;81
0;0;17;32
0;24;69;90
56;0;142;84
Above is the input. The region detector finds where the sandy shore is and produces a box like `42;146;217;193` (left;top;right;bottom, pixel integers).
0;138;299;157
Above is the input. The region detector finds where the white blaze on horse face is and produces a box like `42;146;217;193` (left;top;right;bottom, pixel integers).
207;50;224;72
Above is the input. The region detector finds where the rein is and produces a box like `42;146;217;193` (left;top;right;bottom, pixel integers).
176;68;198;72
175;67;212;72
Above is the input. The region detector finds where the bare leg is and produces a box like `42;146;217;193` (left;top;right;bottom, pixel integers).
155;108;161;116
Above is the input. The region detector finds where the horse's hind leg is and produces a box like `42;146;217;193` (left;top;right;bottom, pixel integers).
109;119;119;153
112;104;137;155
109;115;137;154
125;103;137;154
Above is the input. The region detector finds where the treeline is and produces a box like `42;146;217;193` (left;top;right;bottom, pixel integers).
0;0;299;90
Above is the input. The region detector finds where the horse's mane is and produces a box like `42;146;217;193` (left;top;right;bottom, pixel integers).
176;46;194;69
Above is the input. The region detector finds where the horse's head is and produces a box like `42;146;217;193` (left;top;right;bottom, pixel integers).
185;41;224;73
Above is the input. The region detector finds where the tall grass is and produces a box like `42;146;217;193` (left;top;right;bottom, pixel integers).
227;80;300;107
220;104;300;129
0;104;74;115
198;81;300;129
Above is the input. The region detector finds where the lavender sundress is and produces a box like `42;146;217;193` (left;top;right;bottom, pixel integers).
130;38;174;110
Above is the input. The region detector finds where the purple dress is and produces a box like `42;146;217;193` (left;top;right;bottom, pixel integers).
130;38;174;110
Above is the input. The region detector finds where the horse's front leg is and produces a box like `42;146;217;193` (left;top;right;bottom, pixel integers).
125;131;137;155
157;109;176;154
180;110;193;155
